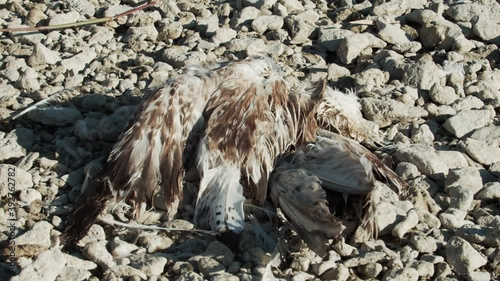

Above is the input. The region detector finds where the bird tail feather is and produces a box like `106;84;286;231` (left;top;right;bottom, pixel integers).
60;170;113;245
194;165;245;233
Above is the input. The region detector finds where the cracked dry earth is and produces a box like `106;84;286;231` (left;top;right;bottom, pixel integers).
0;0;500;281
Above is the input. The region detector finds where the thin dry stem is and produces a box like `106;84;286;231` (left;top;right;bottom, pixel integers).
0;1;157;32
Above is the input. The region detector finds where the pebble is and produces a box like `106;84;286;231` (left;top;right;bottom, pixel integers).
212;27;237;44
0;164;33;197
129;254;168;276
18;188;42;205
409;234;437;254
82;240;117;270
475;182;500;201
343;251;386;267
361;98;427;127
251;15;283;34
137;234;174;253
27;106;82;127
460;138;500;165
11;248;66;281
443;108;495;138
109;237;139;259
445;236;487;273
394;144;449;179
14;221;53;249
392;209;419;238
28;43;61;67
338;33;387;64
61;50;97;74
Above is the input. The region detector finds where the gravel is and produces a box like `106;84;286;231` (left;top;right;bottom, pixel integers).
0;0;499;280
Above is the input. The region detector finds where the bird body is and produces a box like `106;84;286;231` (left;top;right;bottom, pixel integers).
61;56;408;258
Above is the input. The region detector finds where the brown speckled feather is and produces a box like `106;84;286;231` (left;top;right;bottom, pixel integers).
107;68;220;219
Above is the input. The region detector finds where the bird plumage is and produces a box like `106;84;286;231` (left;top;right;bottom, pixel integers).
194;56;322;234
61;56;407;258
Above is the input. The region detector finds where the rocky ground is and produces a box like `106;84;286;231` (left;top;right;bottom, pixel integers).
0;0;499;280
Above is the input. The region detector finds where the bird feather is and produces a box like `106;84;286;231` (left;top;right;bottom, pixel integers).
194;164;245;233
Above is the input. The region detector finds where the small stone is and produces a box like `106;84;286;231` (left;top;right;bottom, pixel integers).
447;185;474;211
18;68;40;91
67;0;96;17
327;63;350;81
290;256;310;271
476;182;500;201
411;124;434;144
436;150;468;170
78;224;106;246
445;167;482;194
74;118;99;141
343;251;386;267
455;224;500;248
375;18;410;45
109;237;139;259
465;271;491;281
137;234;174;253
82;240;117;270
49;11;81;25
281;0;305;13
61;50;97;74
439;208;471;230
56;267;92;281
382;267;419;281
410;260;434;278
251;15;283;34
338;33;387;64
402;54;442;90
415;208;441;228
445;236;487;273
28;43;61;67
198;257;225;277
212;27;237;44
409;234;437;254
203;241;234;267
27;106;82;126
0;164;33;197
129;254;168;276
14;221;53;249
81;94;106;110
321;264;349;281
104;265;147;280
443;108;495;138
358;263;383;278
7;21;46;44
460;138;500;166
430;84;459;105
11;248;66;281
392;209;419;238
18;188;42;205
317;27;355;51
332;238;357;257
396;162;421;180
361;98;428;127
452;96;484;111
394;144;448;179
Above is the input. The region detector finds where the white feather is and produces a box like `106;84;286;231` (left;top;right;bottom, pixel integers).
194;165;245;233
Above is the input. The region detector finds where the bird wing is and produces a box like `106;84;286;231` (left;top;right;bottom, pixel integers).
269;163;345;257
312;129;407;194
107;66;219;219
289;131;375;195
